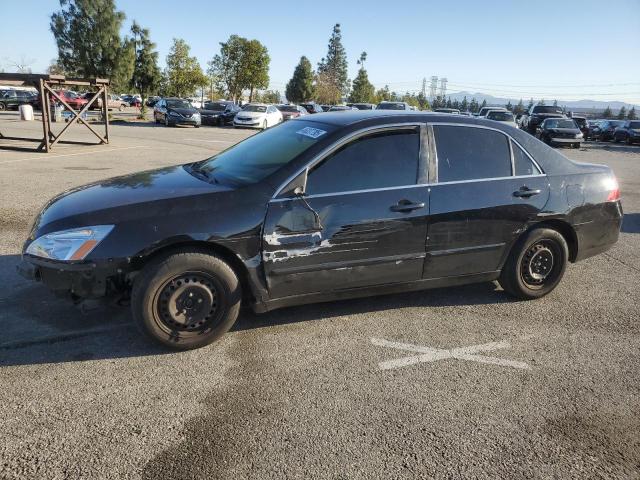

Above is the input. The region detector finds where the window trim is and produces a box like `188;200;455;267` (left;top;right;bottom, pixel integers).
429;122;544;184
271;122;427;200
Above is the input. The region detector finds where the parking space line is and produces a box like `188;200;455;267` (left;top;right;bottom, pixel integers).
0;145;148;165
371;337;531;371
184;138;234;143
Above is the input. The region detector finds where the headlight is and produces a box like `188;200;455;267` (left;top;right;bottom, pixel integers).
576;133;583;138
26;225;114;261
193;112;200;118
169;111;181;117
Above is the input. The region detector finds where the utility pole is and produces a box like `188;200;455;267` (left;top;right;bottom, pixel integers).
429;76;438;101
438;77;447;98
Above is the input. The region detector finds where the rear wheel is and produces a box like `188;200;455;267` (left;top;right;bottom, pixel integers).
132;250;241;350
0;102;6;111
498;227;568;300
262;119;268;130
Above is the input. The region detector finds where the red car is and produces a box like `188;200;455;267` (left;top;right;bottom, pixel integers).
35;90;88;111
275;104;307;120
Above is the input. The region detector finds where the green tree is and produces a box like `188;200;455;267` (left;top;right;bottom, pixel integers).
349;52;375;103
602;106;613;118
285;56;315;103
537;98;546;106
628;106;637;120
469;98;479;113
514;99;525;115
315;71;341;105
317;24;350;98
505;100;513;111
244;39;270;102
527;98;534;111
130;21;160;115
480;99;487;110
50;0;131;81
617;106;627;119
254;90;280;103
445;98;453;108
165;38;206;98
375;85;392;103
460;96;468;112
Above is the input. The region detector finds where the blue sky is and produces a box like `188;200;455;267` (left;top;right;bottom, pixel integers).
1;0;639;103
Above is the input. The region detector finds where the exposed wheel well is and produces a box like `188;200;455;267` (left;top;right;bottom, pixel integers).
130;241;254;303
527;219;578;262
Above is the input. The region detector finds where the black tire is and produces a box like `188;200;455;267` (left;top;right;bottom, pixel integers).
614;135;620;143
218;117;224;127
498;227;569;300
0;102;6;111
119;104;125;112
627;136;632;145
131;250;241;350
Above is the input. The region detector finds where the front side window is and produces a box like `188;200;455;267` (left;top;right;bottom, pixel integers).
434;125;511;182
512;140;541;176
306;128;420;195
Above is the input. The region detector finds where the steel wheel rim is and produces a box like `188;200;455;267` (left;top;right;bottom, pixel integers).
154;272;225;335
520;240;560;289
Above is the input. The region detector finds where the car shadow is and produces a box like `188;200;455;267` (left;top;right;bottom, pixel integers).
585;142;640;154
621;213;640;234
0;252;514;367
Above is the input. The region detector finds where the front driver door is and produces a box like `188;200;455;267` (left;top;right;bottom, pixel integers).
262;125;431;299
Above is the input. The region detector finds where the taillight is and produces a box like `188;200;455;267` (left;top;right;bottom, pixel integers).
604;176;620;201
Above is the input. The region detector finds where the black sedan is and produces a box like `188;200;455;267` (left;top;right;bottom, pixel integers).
153;98;201;127
199;101;241;126
613;120;640;145
536;118;584;148
18;111;622;350
597;120;625;142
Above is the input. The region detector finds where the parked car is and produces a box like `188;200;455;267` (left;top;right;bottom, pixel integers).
199;101;241;126
83;93;128;111
376;101;412;110
0;89;37;110
536;118;583;148
485;110;518;128
188;98;204;109
597;120;625;142
321;105;333;112
328;105;358;111
47;90;88;110
520;105;565;134
146;96;160;107
275;104;308;120
570;116;589;139
300;102;324;114
233;103;282;129
17;111;622;350
351;103;376;110
586;120;604;140
121;95;142;107
153;98;201;127
477;106;508;118
434;108;460;114
613;120;640;145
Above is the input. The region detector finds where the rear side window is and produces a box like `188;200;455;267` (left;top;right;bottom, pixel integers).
511;140;541;176
306;129;420;195
434;126;511;182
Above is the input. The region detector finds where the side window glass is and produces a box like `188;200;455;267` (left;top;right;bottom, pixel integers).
306;129;419;195
512;140;541;176
434;126;511;182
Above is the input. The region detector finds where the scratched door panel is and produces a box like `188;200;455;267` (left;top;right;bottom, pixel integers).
263;187;430;298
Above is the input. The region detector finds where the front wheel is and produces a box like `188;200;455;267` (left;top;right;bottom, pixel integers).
0;102;6;111
262;120;268;130
131;250;241;350
498;228;568;300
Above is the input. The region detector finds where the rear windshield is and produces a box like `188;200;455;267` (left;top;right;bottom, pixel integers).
276;105;298;112
487;111;514;121
546;119;577;129
243;105;267;112
377;102;406;110
203;102;228;111
166;99;192;109
353;104;374;110
533;106;563;114
188;121;336;187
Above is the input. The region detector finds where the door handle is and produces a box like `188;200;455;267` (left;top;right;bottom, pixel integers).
513;187;542;198
390;200;425;213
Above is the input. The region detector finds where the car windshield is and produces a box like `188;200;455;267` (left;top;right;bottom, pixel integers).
377;103;405;110
534;106;563;114
487;111;514;121
629;122;640;129
546;119;576;129
276;105;298;112
610;120;625;126
203;102;228;111
243;105;267;112
189;121;336;187
166;99;192;109
353;104;373;110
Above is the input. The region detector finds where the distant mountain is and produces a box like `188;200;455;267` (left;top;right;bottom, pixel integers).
446;91;638;112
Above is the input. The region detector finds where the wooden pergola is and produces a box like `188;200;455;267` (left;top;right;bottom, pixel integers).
0;73;110;152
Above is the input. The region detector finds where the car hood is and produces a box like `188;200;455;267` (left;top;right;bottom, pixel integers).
31;166;232;237
168;107;198;116
237;111;266;119
548;128;580;134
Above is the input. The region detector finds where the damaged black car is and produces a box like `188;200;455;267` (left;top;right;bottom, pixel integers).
18;111;623;350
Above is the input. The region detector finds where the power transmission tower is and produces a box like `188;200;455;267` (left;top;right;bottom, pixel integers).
421;78;426;97
429;76;438;101
438;77;447;98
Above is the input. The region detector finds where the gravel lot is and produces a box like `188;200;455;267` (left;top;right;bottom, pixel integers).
1;113;639;479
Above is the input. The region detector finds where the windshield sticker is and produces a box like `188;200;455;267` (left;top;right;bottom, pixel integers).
296;126;327;139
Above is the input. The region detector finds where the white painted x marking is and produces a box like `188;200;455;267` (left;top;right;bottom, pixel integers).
371;338;531;371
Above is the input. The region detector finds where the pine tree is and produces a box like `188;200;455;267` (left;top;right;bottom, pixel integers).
130;21;160;114
445;97;453;108
317;24;350;98
628;106;637;120
51;0;134;83
617;106;627;119
480;99;487;110
469;98;479;113
527;98;535;111
375;85;391;102
553;99;558;107
285;56;315;103
505;100;513;111
514;99;525;115
244;39;270;102
602;106;613;118
164;38;206;98
348;52;375;103
460;96;468;112
537;99;546;106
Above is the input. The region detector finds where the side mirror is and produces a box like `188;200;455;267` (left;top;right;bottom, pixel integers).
294;186;305;197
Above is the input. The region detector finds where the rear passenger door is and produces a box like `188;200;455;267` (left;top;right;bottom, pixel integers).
424;124;550;278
